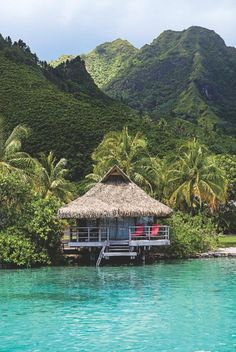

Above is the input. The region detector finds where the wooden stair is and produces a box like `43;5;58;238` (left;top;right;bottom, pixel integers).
96;241;137;266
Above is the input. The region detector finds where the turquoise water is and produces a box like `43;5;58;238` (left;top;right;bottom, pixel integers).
0;260;236;352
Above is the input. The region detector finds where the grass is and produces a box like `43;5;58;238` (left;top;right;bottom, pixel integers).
218;235;236;248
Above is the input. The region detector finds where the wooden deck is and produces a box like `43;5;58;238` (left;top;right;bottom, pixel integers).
62;225;170;266
66;239;170;247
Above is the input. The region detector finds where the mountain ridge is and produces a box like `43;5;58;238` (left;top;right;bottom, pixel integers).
76;26;236;133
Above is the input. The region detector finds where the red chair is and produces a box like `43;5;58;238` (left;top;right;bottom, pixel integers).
150;224;160;236
131;224;144;237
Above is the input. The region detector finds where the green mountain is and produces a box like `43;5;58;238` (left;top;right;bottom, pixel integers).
82;27;236;134
0;36;140;179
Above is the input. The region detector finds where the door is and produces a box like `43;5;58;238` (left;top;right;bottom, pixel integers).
100;217;135;240
116;217;135;240
99;218;117;240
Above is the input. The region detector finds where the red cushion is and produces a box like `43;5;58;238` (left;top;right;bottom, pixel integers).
132;224;144;236
151;224;160;236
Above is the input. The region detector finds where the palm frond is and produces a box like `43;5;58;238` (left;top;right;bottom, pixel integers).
5;125;30;148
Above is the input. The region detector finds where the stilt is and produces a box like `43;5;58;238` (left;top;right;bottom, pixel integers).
89;247;92;263
142;249;146;264
90;249;95;262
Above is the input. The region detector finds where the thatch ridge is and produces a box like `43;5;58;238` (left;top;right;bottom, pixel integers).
58;165;172;219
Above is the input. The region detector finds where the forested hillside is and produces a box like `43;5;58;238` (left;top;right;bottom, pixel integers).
0;33;236;182
0;35;140;178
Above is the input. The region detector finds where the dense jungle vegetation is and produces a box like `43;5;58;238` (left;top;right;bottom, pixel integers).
0;123;235;267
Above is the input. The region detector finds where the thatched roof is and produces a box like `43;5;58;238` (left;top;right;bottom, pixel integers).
58;165;172;219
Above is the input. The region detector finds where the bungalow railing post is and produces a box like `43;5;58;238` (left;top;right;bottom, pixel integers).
88;227;90;242
98;227;101;242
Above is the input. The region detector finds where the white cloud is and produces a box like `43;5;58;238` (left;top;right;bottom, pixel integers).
0;0;235;59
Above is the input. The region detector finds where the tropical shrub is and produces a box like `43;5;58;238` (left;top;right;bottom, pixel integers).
0;173;64;267
214;202;236;234
25;197;64;264
166;212;219;257
0;229;49;268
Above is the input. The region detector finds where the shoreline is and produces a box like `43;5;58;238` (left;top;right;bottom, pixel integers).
199;247;236;258
1;248;236;269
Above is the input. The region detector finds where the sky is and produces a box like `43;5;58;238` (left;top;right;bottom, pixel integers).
1;0;236;61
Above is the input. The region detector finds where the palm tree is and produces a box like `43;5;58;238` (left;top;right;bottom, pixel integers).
144;156;170;202
0;122;34;174
35;151;72;202
167;139;227;212
86;127;153;192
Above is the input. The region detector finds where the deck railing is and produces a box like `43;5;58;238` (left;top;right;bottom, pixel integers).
69;225;170;243
69;226;109;242
129;225;169;241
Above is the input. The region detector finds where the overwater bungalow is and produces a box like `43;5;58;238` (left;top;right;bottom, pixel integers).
58;165;173;265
